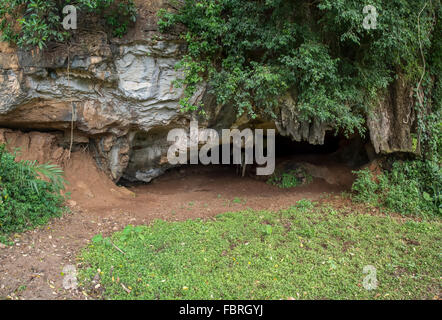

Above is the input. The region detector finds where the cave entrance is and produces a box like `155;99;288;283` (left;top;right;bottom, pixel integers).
115;130;374;219
119;129;373;190
274;131;372;168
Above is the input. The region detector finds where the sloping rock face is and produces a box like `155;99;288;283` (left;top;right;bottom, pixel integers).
367;74;416;154
0;29;194;181
275;94;331;145
0;4;417;182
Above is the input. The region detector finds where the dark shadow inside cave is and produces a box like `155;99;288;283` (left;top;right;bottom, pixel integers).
274;131;373;168
119;129;374;187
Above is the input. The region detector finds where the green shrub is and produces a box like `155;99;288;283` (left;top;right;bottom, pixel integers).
352;160;441;216
0;144;66;237
351;168;382;205
0;0;137;49
267;167;312;188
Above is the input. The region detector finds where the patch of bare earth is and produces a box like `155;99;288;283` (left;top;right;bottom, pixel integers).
0;130;357;300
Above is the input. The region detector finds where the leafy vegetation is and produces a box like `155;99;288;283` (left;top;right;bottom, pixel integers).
0;0;137;49
0;145;66;238
158;1;439;133
267;167;312;188
78;200;441;299
352;160;441;216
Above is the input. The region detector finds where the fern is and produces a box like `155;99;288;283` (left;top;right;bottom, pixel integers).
0;144;66;236
24;160;67;194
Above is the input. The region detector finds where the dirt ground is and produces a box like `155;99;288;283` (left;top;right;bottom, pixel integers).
0;130;357;300
0;162;354;300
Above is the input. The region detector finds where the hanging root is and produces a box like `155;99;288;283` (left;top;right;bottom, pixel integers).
67;43;75;160
415;0;432;154
236;149;247;178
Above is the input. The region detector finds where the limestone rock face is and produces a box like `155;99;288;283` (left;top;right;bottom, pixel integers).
367;74;416;154
0;32;191;181
0;7;417;182
275;94;331;145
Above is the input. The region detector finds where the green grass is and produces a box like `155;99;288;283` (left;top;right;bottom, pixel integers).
78;200;441;300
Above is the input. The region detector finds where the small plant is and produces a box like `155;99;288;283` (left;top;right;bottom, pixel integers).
351;168;379;205
293;199;315;211
0;144;66;238
262;224;273;236
267;167;312;189
92;234;112;247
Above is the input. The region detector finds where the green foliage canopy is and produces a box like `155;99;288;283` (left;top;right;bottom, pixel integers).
159;0;440;137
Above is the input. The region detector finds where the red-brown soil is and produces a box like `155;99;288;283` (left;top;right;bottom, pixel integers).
0;129;356;300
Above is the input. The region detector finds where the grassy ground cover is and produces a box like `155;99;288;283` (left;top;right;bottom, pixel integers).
78;200;441;299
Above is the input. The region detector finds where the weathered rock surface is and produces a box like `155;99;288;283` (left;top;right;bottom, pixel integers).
367;74;416;154
275;94;331;145
0;31;192;181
